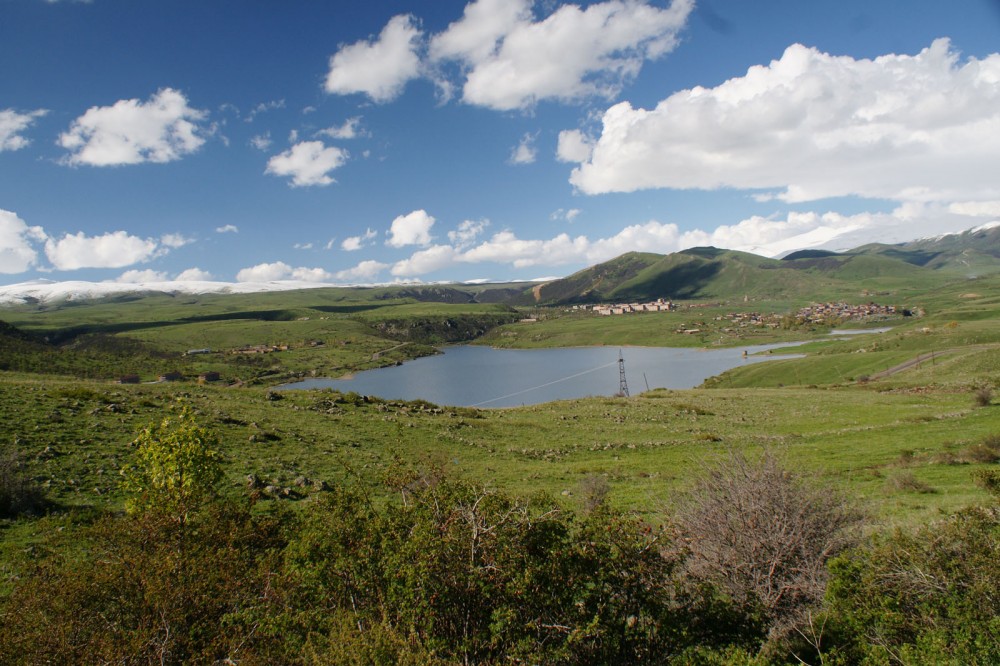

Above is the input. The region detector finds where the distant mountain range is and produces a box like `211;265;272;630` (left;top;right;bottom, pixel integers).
524;223;1000;305
2;223;999;307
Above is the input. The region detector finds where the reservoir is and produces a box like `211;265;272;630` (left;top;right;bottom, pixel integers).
280;342;802;408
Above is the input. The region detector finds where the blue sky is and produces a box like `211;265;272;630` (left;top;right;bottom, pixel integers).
2;0;999;288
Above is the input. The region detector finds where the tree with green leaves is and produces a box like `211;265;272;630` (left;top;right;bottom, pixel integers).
119;404;224;520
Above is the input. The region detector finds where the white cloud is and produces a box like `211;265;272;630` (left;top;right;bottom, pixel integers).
551;208;582;222
447;219;488;248
114;269;168;283
335;259;389;281
508;132;537;164
216;224;238;234
387;209;435;247
44;231;159;270
342;228;377;251
556;129;593;162
0;209;46;274
265;140;348;187
391;244;460;277
318;117;367;140
160;233;193;249
249;133;272;151
58;88;207;166
294;242;314;250
569;39;1000;205
325;14;423;103
235;261;334;282
0;108;48;152
245;99;285;123
432;0;693;111
175;267;214;281
429;0;532;64
291;266;335;282
950;200;1000;217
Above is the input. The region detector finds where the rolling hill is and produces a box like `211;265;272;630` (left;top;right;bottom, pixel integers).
522;245;942;305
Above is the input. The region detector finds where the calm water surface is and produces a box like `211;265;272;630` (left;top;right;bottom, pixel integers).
280;343;802;408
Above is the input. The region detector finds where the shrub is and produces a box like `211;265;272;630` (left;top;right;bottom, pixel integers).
675;450;862;651
826;506;1000;664
960;443;1000;464
974;386;993;407
0;447;48;519
885;471;937;494
0;500;287;664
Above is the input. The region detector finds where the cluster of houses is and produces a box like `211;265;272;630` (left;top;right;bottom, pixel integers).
582;299;676;316
795;302;900;323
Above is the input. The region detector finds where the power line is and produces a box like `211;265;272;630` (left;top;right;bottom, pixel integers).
471;360;619;407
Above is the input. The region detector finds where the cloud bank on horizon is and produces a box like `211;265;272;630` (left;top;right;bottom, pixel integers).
2;0;1000;288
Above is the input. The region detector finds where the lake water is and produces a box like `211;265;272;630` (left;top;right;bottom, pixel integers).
279;342;803;408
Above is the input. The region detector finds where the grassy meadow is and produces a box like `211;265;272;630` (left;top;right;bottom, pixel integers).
2;272;1000;663
4;271;1000;526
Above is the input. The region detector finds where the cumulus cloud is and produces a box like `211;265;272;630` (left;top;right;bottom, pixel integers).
245;99;285;123
236;261;293;282
44;231;159;270
391;244;460;277
318;117;367;140
556;129;594;162
508;132;537;164
265;140;348;187
387;209;435;247
447;219;489;248
430;0;693;110
58;88;207;166
291;266;335;282
114;269;168;283
325;14;423;103
249;133;272;151
216;224;238;234
175;267;214;281
335;259;389;281
551;208;582;222
0;209;46;274
0;108;48;152
235;261;334;282
568;39;1000;205
342;228;377;251
160;233;193;249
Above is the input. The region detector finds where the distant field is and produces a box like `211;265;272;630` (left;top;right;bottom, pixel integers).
3;271;1000;530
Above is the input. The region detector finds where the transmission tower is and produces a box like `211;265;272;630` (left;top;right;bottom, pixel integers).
618;350;630;397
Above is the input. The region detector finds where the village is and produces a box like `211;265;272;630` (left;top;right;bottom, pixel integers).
581;298;903;333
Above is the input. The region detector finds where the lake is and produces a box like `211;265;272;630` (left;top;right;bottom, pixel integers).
279;342;803;408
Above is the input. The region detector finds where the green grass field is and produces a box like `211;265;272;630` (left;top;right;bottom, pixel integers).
3;271;1000;529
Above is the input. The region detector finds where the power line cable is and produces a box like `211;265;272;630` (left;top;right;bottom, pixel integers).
471;360;619;407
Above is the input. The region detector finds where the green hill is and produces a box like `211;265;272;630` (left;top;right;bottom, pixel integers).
525;246;946;305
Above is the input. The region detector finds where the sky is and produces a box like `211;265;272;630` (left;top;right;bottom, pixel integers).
2;0;1000;289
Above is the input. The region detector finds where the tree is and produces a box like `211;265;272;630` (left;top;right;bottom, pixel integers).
119;405;224;520
675;449;862;651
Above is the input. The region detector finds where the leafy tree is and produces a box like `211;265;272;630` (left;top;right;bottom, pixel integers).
119;405;224;519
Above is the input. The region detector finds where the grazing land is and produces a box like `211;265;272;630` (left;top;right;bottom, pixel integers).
2;259;1000;663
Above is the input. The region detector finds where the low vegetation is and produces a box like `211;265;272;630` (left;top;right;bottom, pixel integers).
2;263;1000;662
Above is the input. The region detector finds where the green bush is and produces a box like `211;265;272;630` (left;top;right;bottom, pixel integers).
825;506;1000;665
0;447;48;519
